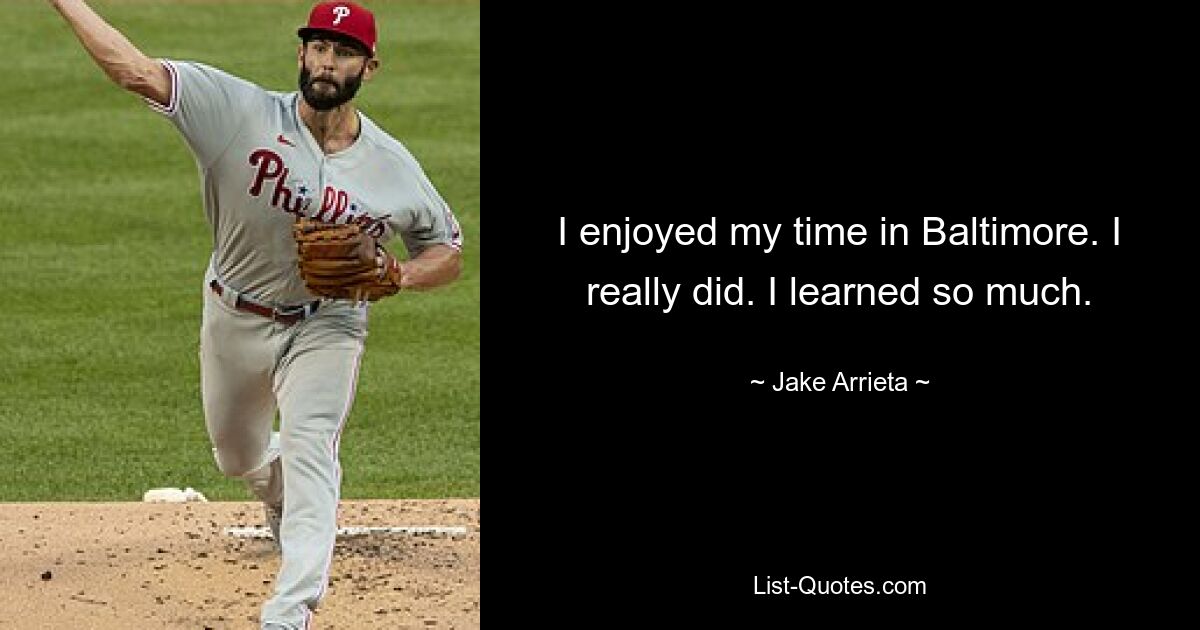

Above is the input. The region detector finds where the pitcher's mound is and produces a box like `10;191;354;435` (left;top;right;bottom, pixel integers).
0;500;479;629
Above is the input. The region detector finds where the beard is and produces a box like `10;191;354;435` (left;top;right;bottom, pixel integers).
299;63;365;111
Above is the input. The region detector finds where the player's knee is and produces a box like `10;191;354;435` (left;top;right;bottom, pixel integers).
210;432;279;478
211;446;263;478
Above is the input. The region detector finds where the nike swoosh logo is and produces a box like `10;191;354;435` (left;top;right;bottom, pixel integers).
277;134;295;147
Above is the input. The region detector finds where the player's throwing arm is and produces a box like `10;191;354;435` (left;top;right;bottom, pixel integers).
47;0;171;107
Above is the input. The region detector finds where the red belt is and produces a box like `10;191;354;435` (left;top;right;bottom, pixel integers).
208;280;320;326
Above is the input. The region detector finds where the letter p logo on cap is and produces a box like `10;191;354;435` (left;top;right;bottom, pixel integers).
297;1;378;57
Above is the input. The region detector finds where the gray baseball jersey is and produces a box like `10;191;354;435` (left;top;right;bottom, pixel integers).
147;59;463;305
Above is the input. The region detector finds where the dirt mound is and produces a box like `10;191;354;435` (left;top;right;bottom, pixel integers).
0;500;479;629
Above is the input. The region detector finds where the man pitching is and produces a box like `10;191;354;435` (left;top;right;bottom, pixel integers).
48;1;463;628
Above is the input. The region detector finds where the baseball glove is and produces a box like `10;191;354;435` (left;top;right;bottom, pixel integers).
293;218;403;301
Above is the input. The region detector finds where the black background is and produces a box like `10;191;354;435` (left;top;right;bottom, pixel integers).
490;5;1183;626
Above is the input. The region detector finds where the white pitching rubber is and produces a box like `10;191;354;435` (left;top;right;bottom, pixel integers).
224;525;469;539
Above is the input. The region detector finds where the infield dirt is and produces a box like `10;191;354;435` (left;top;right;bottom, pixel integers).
0;500;479;629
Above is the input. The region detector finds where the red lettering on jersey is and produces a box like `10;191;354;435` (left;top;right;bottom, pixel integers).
352;213;385;238
318;186;335;220
271;167;294;209
317;187;353;222
248;149;284;196
251;153;365;223
331;191;349;222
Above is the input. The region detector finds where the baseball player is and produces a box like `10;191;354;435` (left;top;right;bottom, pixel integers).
47;1;464;628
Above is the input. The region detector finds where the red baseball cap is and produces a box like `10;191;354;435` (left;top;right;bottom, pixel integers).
298;1;377;57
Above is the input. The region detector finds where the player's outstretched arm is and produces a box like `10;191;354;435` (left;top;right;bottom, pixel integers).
399;245;462;291
48;0;170;107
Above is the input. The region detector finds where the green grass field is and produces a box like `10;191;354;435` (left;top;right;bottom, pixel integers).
0;1;480;501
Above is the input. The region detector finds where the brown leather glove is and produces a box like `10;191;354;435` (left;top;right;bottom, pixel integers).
293;218;402;301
